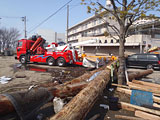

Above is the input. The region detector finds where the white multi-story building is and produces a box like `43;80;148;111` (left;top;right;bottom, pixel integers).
68;11;160;55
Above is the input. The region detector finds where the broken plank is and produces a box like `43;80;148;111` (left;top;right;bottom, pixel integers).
112;83;129;89
116;87;160;103
153;103;160;108
128;82;160;95
115;115;144;120
132;80;160;88
120;102;160;116
135;110;160;120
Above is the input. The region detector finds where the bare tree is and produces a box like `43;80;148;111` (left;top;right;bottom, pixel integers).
0;27;20;53
81;0;160;84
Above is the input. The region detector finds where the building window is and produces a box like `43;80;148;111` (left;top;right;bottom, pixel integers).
111;39;113;43
93;29;96;34
99;18;102;24
81;26;83;30
116;39;119;43
85;24;87;29
92;19;96;26
98;28;101;34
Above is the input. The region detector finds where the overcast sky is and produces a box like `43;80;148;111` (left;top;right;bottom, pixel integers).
0;0;105;38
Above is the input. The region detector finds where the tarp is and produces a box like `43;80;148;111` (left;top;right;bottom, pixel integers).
130;89;153;107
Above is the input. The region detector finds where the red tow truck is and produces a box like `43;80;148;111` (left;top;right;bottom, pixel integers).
15;36;82;66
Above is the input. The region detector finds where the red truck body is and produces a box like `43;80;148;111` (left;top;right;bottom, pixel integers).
15;37;82;66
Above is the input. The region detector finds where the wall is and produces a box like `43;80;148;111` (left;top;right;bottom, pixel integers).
83;46;140;56
37;29;65;44
79;34;144;43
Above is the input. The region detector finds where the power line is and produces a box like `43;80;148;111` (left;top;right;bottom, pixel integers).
28;0;73;33
0;16;20;18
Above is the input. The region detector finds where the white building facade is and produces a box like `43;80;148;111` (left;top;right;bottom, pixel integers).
68;13;160;55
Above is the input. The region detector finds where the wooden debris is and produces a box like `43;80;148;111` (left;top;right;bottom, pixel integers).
128;82;160;95
50;62;115;120
153;103;160;108
0;64;108;116
128;70;153;81
132;80;160;88
135;110;160;120
112;83;130;89
115;114;144;120
49;81;88;98
88;114;100;120
120;102;160;116
116;87;160;103
0;95;15;115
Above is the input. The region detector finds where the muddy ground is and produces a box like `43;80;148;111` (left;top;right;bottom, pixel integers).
1;56;156;120
0;56;88;93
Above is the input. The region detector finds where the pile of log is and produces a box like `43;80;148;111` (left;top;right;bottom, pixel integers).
50;61;118;120
115;70;160;120
0;61;118;120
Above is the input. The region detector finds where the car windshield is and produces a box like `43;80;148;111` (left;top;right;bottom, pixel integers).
18;41;23;47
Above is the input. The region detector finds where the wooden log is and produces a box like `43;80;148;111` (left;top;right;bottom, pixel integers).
154;96;160;103
120;102;160;116
116;87;131;95
132;80;160;88
128;82;160;95
153;103;160;108
135;110;160;120
88;114;100;120
0;81;88;116
112;83;130;89
115;115;144;120
50;64;113;120
49;81;88;98
116;87;160;103
0;95;15;116
0;64;108;116
128;70;153;81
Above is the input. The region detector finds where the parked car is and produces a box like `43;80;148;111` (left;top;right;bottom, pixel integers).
126;54;160;69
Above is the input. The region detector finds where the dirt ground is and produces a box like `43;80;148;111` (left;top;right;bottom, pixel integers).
1;56;159;120
0;56;88;93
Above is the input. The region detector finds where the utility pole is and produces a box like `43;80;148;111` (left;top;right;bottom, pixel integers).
55;32;57;43
0;18;1;25
66;5;69;43
22;16;27;38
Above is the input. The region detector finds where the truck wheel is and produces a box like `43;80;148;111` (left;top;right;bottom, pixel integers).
147;64;153;70
20;56;26;64
57;58;66;67
47;57;55;66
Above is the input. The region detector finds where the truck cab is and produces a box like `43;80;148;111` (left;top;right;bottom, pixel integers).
16;39;34;61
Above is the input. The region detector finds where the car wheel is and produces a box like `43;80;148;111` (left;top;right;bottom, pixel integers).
57;58;66;67
47;57;55;66
20;56;26;64
147;64;153;70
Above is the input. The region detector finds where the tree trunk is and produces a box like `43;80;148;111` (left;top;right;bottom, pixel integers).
118;29;126;84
